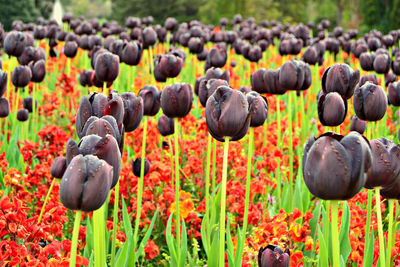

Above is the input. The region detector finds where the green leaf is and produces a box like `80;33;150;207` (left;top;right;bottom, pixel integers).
226;216;235;267
310;201;322;238
180;219;188;267
115;235;131;267
201;213;210;257
166;213;178;266
207;233;219;267
122;199;133;237
317;227;328;267
339;202;351;263
134;210;159;264
364;230;374;267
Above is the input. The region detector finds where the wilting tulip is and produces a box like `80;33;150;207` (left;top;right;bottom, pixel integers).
138;85;161;116
153;53;183;82
199;79;228;107
160;83;193;118
206;46;227;68
359;74;378;86
95;52;120;83
0;70;7;98
360;52;375;71
246;91;268;127
303;131;372;200
364;138;400;189
12;66;32;88
132;158;150;177
373;53;391;74
30;60;46;83
317;91;347;126
205;86;250;142
353;82;387;121
322;63;360;99
258;245;290;267
64;41;78;58
17;108;29;121
60;154;113;212
4;31;26;57
388;82;400;106
157;115;174;136
121;41;143;66
0;98;10;117
349;115;367;134
51;156;67;179
120;92;143;132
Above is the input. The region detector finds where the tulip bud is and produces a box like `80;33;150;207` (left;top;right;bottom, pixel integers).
188;37;204;54
258;245;290;267
64;41;78;58
157;115;174;136
17;108;29;122
0;98;10;118
205;86;250;142
79;70;94;87
132;158;150;177
302;45;319;65
30;59;46;83
51;156;67;179
121;41;143;66
153;53;183;82
359;74;378;86
246;91;268;127
388;81;400;106
138;85;161;116
142;27;157;48
23;96;37;113
317;91;347;126
120;92;144;132
12;66;32;88
0;70;8;98
165;17;178;31
206;46;227;68
322;63;360;99
303;132;372;200
199;79;228;107
95;52;120;83
4;31;26;57
349;115;367;134
360;52;375;71
161;83;193;118
353;82;387;121
373;53;391;74
60;154;113;211
279;60;308;91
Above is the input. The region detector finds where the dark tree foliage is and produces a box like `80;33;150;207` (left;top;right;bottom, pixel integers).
0;0;40;30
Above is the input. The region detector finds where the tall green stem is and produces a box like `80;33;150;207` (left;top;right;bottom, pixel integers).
386;199;395;267
93;204;106;267
375;187;386;267
38;178;56;223
212;139;217;192
363;189;372;266
103;82;108;97
70;210;82;267
169;136;174;185
173;118;181;262
287;92;293;209
276;96;281;207
219;137;230;267
205;133;212;223
110;180;120;267
331;200;340;267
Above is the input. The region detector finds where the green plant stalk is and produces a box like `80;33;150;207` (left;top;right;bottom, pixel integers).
363;189;373;266
66;57;71;76
110;180;120;267
323;200;330;253
166;31;170;53
276;96;281;207
103;82;108;97
331;200;340;267
132;116;148;258
375;187;386;267
219;137;230;267
212;139;217;192
37;178;57;223
69;210;82;267
174;117;181;263
205;133;212;224
168;136;174;185
287;91;293;209
386;199;395;267
93;204;106;267
263;120;267;147
149;47;154;82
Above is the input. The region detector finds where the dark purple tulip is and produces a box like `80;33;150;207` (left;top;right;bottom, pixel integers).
368;37;381;51
64;41;78;58
81;116;121;146
103;92;125;129
79;70;94;87
194;76;205;96
359;74;378;86
246;91;268;127
350;115;367;134
17;46;35;65
17;108;29;122
322;63;360;99
4;31;26;57
121;41;143;66
161;83;193;118
205;86;250;142
251;69;268;94
360;52;375;71
242;45;262;62
392;57;400;75
239;86;252;94
303;132;372;200
125;17;141;28
279;60;308;91
188;37;204;54
95;52;120;83
78;35;90;50
153;53;183;82
302;45;319;65
197;47;208;61
76;96;93;138
165;17;178;31
364;138;400;189
51;157;67;179
60;154;113;212
12;66;32;88
157;115;174;136
0;70;8;97
119;92;143;132
142;27;157;48
373;53;391;74
388;82;400;106
205;67;230;83
30;60;46;83
385;72;397;87
23;96;37;113
0;98;10;118
199;79;228;107
132;158;150;177
258;245;290;267
138;85;161;116
383;34;395;47
206;46;227;68
317;91;347;126
353;82;387;121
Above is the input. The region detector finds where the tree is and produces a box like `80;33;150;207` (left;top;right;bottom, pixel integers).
0;0;40;30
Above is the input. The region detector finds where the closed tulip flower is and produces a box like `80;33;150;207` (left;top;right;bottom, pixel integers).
161;83;193;118
153;53;183;82
142;27;157;48
373;53;391;74
4;31;26;57
0;70;8;98
121;41;143;66
246;91;268;127
17;108;29;121
317;91;347;126
94;52;120;83
322;63;360;99
157;115;174;136
81;116;122;148
364;138;400;189
360;52;375;71
79;70;93;87
12;66;32;88
188;37;204;54
205;86;250;142
205;67;230;83
239;86;252;94
381;178;400;199
279;60;310;91
353;82;387;121
206;46;227;68
199;79;228;107
392;57;400;75
30;59;46;83
64;41;78;58
138;85;161;116
349;115;367;134
0;98;10;118
258;245;290;267
132;158;150;177
120;92;144;132
303;131;372;200
17;46;35;65
60;154;113;211
51;156;67;179
388;81;400;106
23;96;37;113
302;45;319;65
359;74;378;86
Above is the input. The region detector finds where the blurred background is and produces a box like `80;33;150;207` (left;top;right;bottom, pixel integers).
0;0;399;33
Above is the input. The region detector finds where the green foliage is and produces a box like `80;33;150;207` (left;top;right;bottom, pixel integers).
360;0;400;33
0;0;40;30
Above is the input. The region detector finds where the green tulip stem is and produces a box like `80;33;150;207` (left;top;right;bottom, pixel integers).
386;199;395;267
149;47;154;81
331;200;340;267
103;82;108;97
363;189;373;266
276;95;281;207
288;91;293;209
93;203;106;267
166;31;170;53
168;136;174;185
133;116;148;256
212;138;217;192
173;117;181;262
263;120;267;147
219;137;230;267
110;180;120;267
37;178;57;224
69;210;82;267
205;133;212;224
66;57;71;76
375;187;386;267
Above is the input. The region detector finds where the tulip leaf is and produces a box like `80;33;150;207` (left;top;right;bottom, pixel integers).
207;233;219;267
121;199;133;237
293;172;304;212
115;235;131;267
180;219;188;267
310;201;322;239
364;230;374;267
317;226;329;267
134;209;159;264
201;213;210;257
166;213;178;266
85;216;94;259
234;225;244;267
225;215;235;267
339;201;351;263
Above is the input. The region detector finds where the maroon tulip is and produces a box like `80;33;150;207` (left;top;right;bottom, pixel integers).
205;86;250;142
81;116;122;147
153;53;184;82
17;46;35;65
120;92;143;132
64;41;78;58
199;79;228;107
360;52;375;71
12;66;32;88
165;17;178;31
205;67;230;83
279;60;310;91
385;72;397;87
17;108;29;121
132;158;150;177
142;27;157;48
258;245;290;267
161;83;193;118
0;98;10;118
322;63;360;99
373;53;391;74
388;81;400;106
349;115;367;134
302;45;319;65
303;132;372;200
317;91;347;126
138;85;161;116
121;41;143;66
392;57;400;75
188;37;204;54
0;70;8;98
23;96;37;113
157;115;174;136
30;59;46;83
60;154;113;212
359;74;378;86
51;156;67;179
4;31;26;57
246;91;268;127
94;52;120;83
381;178;400;199
353;82;387;121
206;46;227;68
79;70;94;87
